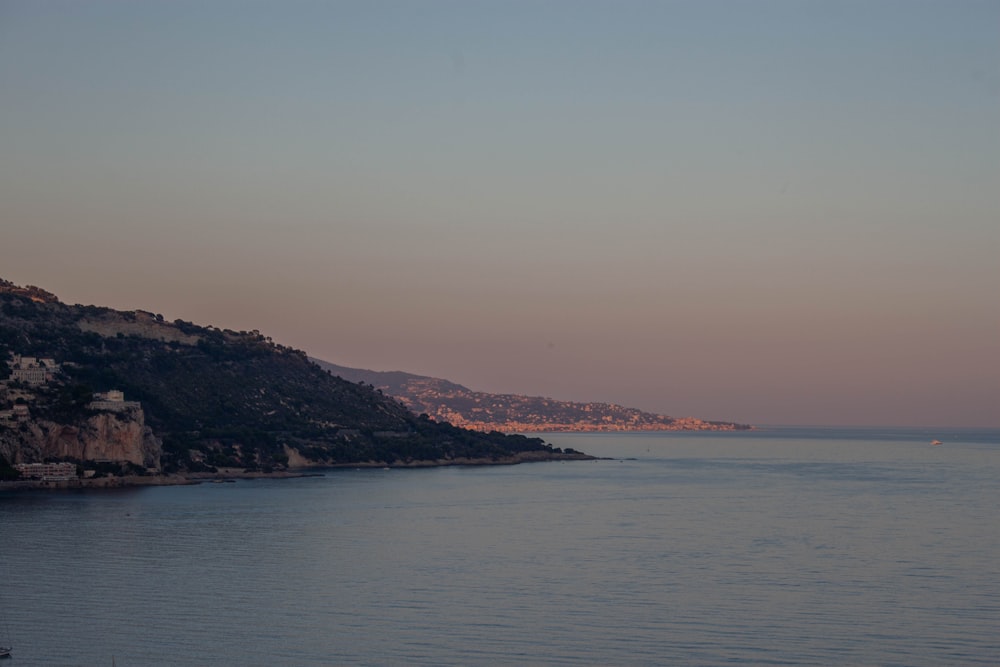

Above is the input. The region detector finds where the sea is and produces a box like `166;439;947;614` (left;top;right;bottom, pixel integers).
1;426;999;666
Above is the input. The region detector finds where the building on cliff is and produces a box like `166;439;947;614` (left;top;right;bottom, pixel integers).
89;390;141;412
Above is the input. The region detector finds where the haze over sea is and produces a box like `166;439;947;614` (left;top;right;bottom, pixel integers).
2;426;998;666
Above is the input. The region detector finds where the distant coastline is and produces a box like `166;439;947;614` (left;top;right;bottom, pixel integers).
313;359;752;433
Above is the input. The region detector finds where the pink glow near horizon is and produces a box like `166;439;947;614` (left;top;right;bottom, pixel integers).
1;1;997;427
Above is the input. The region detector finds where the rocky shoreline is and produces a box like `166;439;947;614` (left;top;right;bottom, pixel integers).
0;450;596;491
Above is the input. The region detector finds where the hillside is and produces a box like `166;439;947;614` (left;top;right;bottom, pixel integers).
0;279;589;479
314;360;751;433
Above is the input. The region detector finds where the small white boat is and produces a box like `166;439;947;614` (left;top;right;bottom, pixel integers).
931;440;943;446
0;645;11;659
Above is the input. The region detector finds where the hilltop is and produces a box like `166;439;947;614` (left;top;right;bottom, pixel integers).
0;279;590;483
313;361;751;433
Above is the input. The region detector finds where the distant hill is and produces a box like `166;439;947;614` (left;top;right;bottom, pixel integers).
314;360;751;433
0;279;589;478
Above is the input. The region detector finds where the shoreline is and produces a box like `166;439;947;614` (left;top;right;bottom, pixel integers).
0;451;596;492
324;450;597;469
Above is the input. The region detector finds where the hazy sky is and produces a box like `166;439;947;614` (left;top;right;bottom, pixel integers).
2;1;997;427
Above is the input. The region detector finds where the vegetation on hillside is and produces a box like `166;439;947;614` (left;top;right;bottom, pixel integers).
0;281;581;473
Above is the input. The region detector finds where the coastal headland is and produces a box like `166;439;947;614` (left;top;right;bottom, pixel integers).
1;278;596;488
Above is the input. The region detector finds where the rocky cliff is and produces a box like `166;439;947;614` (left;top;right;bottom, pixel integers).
0;407;161;470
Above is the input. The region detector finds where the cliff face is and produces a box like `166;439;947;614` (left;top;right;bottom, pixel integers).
78;311;202;345
0;409;161;470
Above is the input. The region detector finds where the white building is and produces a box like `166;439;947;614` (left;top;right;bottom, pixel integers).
14;462;77;481
8;355;60;386
89;390;140;412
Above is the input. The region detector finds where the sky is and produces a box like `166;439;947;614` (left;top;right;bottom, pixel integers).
1;1;998;427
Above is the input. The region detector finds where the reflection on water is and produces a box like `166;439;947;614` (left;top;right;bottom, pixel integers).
1;427;998;666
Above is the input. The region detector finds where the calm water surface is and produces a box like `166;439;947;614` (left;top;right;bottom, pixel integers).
1;427;998;666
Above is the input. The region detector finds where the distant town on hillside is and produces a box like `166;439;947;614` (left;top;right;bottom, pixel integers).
313;360;752;433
